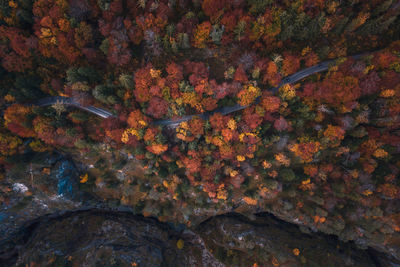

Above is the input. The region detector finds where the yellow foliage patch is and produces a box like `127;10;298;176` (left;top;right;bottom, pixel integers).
177;239;184;249
380;89;395;98
227;119;237;130
236;155;245;162
373;148;388;158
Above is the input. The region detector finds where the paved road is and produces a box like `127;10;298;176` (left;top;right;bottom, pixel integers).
36;97;114;119
35;54;366;125
153;54;366;126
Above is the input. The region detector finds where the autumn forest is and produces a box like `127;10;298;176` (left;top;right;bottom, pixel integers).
1;0;400;265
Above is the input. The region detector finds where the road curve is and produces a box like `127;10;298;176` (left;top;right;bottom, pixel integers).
35;54;367;126
36;96;114;119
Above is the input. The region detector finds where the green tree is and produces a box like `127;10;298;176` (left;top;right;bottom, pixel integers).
13;74;43;101
118;74;133;89
66;67;100;84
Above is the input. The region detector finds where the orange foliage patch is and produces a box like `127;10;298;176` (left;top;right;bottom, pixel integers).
193;22;212;48
146;144;168;155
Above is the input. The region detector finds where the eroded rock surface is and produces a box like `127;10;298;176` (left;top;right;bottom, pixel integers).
0;209;222;267
198;214;400;266
1;210;399;266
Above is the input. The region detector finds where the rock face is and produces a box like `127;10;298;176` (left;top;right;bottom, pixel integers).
197;214;400;266
1;209;399;267
0;209;222;267
0;152;85;238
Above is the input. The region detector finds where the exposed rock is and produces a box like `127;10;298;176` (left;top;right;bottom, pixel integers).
197;213;400;267
1;210;399;266
0;209;222;266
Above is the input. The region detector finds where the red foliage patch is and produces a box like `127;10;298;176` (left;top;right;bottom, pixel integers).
147;97;169;119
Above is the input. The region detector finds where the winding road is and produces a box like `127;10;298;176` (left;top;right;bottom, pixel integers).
36;54;366;126
36;97;114;119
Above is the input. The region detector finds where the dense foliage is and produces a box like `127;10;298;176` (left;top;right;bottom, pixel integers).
1;0;400;258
